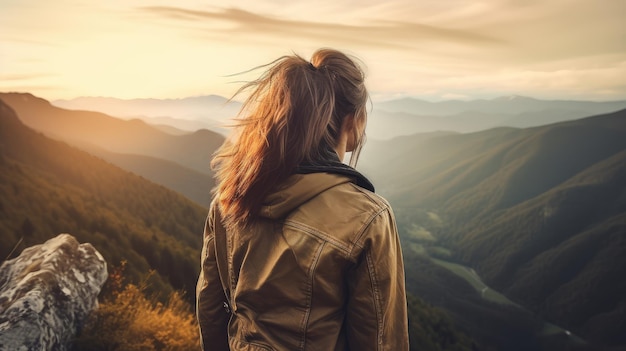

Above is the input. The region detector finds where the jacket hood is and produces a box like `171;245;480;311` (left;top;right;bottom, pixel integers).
260;173;352;219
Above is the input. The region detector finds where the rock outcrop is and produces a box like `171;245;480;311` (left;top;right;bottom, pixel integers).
0;234;108;351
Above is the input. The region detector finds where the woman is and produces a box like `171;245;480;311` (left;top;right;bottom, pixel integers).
197;48;409;350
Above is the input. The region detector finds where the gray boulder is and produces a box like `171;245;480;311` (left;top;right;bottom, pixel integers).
0;234;108;350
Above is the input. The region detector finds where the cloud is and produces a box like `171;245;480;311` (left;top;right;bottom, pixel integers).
451;0;626;65
137;6;504;50
0;36;61;47
0;73;56;81
2;0;624;100
0;84;64;93
405;59;626;101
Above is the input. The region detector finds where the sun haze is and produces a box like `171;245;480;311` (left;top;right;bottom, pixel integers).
1;0;625;101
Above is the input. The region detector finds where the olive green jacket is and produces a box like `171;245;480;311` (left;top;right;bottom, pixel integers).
197;173;409;350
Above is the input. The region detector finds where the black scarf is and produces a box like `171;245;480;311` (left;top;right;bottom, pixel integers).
295;148;375;192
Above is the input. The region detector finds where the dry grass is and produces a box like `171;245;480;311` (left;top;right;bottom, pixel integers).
72;262;200;350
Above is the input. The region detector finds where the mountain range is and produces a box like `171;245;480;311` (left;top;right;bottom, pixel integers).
52;94;626;139
0;93;224;207
0;96;478;351
52;95;241;135
360;108;626;348
3;91;625;349
0;99;207;301
368;95;626;139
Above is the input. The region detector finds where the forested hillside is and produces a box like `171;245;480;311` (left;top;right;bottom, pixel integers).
361;109;626;349
74;145;214;206
0;99;206;300
0;92;224;206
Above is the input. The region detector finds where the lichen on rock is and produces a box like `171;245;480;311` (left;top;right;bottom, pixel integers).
0;234;108;351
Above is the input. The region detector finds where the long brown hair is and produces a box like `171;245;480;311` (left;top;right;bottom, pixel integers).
212;48;369;226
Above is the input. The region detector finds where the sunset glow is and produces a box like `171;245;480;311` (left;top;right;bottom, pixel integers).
1;0;625;101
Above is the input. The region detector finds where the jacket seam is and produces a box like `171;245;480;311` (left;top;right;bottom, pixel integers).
347;182;387;209
299;242;325;350
365;250;384;350
349;207;388;257
284;220;351;255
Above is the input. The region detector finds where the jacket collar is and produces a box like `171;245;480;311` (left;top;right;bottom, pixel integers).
294;149;375;192
259;149;375;219
259;173;351;219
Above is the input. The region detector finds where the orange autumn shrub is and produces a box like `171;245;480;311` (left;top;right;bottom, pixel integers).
72;262;200;350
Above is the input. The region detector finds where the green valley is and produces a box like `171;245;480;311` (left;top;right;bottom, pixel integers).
362;108;626;349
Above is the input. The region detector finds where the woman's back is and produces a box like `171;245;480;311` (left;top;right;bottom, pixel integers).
204;173;407;350
196;48;409;350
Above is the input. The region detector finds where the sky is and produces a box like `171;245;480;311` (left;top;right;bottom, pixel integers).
1;0;625;102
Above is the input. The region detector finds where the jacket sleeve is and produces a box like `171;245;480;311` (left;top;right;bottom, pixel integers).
345;206;409;351
196;207;230;351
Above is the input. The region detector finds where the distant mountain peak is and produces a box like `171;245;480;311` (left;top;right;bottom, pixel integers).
54;94;231;104
492;95;535;101
0;92;52;107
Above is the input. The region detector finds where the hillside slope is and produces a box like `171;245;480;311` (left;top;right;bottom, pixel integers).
0;92;224;181
76;145;213;206
0;99;207;300
367;96;626;138
457;149;626;346
362;109;626;348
